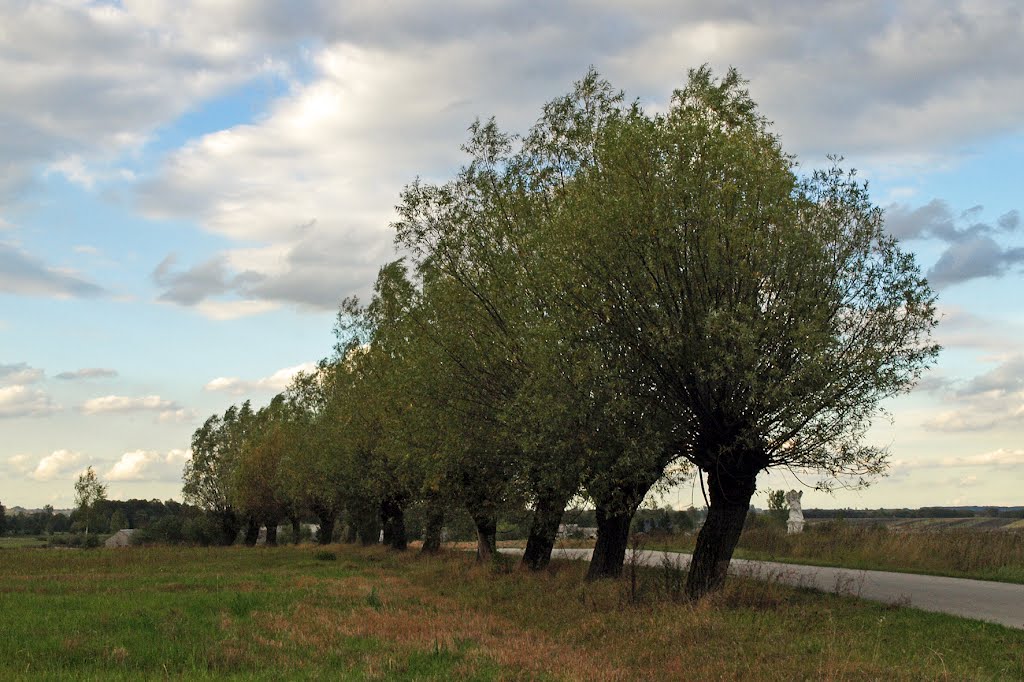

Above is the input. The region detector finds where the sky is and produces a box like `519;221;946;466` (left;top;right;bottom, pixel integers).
1;1;1022;511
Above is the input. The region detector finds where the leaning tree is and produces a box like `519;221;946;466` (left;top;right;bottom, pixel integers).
545;66;939;598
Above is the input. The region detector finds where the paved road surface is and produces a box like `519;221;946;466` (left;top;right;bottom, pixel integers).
499;547;1024;630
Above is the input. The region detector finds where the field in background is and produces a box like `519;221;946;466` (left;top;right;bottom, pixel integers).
1;545;1022;680
602;521;1024;584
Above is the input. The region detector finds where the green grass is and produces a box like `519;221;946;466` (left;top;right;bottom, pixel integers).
0;545;1021;680
0;537;48;549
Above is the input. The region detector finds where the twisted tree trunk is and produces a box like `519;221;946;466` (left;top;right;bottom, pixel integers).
421;505;445;554
521;485;575;571
380;496;408;551
685;464;759;601
243;517;260;546
471;510;497;563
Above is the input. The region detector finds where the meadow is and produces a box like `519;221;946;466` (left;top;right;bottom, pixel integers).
624;521;1024;584
0;544;1021;680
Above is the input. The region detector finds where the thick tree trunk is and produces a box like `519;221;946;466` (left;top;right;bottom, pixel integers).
243;517;260;546
218;510;240;546
472;511;497;563
586;501;637;579
380;497;407;551
311;504;336;546
521;487;574;571
344;523;357;544
290;516;301;545
420;506;445;554
685;466;758;601
264;519;279;546
357;509;381;547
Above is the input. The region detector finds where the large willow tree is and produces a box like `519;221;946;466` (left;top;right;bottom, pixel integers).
545;67;939;598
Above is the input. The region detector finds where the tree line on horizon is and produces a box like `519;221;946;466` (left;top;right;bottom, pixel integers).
181;66;939;600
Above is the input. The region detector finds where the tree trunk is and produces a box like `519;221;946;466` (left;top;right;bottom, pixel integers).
290;516;301;545
380;497;407;551
521;487;574;571
311;504;337;546
243;517;260;546
264;520;279;546
685;466;758;601
344;523;357;544
357;509;381;546
472;511;497;563
218;510;240;546
421;506;445;554
586;501;638;579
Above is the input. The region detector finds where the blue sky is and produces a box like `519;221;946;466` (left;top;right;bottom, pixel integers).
2;1;1022;510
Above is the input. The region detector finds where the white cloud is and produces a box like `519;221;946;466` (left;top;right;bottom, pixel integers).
81;394;180;415
0;362;44;385
157;408;198;424
0;0;285;205
194;299;280;321
55;367;118;381
0;385;60;418
31;449;84;481
941;448;1024;469
106;448;191;482
0;242;105;298
6;454;32;475
204;362;316;395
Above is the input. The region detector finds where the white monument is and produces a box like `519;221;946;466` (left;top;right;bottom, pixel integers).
785;489;805;534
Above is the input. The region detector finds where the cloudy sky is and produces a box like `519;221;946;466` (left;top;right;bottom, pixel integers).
2;1;1022;510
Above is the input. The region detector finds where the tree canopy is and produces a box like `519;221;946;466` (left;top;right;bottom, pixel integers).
180;66;938;597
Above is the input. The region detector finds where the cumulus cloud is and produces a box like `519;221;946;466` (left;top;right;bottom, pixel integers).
0;242;106;298
106;448;191;482
81;394;180;415
0;1;288;206
934;307;1024;353
2;2;1018;313
55;368;119;380
921;354;1024;432
0;362;44;385
885;200;1023;287
31;449;84;481
0;385;60;418
6;454;32;475
156;408;199;424
204;362;316;395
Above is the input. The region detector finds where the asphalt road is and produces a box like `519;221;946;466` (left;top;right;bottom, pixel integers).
499;547;1024;630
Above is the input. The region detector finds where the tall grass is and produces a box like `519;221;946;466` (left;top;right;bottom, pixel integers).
652;520;1024;583
0;545;1021;680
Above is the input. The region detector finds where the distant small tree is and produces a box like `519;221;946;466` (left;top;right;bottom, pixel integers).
767;490;788;526
0;499;6;535
74;467;107;539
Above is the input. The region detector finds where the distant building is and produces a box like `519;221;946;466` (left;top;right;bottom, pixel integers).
104;529;136;548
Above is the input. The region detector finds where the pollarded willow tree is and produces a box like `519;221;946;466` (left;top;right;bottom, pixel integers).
544;67;939;598
392;79;691;575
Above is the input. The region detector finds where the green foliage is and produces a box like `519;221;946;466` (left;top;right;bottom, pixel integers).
74;466;107;538
178;66;938;594
767;490;788;526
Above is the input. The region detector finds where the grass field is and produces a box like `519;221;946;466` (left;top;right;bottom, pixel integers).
0;537;48;549
617;522;1024;584
0;545;1021;680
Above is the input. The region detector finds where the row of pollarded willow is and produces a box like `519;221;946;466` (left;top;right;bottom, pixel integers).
385;66;938;598
184;66;938;599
